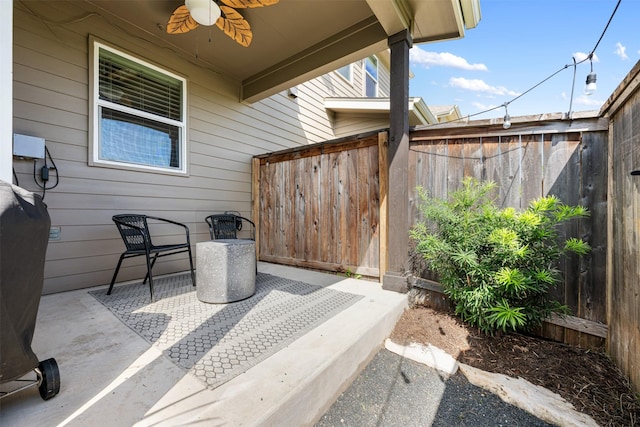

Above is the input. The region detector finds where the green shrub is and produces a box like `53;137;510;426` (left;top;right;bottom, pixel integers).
410;177;590;335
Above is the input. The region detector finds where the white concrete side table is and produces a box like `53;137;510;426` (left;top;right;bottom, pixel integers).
196;239;256;303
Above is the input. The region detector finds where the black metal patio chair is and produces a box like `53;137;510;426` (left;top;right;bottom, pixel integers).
108;214;196;299
204;213;255;241
205;213;257;273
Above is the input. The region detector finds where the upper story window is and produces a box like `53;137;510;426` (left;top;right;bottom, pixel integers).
364;56;378;97
336;64;352;83
91;41;187;174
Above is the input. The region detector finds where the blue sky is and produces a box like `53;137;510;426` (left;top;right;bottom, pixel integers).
409;0;639;120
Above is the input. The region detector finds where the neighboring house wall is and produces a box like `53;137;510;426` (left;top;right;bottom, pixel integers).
332;113;390;137
11;2;344;294
306;55;392;138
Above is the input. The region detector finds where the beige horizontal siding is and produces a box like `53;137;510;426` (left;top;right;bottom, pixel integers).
12;1;336;294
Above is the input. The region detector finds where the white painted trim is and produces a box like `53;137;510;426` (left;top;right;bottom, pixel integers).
90;40;189;175
0;0;12;183
324;96;436;125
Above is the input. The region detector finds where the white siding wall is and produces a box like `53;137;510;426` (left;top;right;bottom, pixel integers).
12;2;338;294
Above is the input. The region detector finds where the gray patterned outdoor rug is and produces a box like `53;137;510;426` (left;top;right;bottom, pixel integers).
89;272;362;389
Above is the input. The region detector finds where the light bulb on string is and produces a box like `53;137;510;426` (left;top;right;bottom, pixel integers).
502;103;511;129
585;56;597;96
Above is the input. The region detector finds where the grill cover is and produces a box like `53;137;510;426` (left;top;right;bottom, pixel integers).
0;181;50;382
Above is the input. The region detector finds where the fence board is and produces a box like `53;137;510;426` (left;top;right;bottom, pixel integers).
463;138;484;181
481;137;502;201
521;134;544;204
446;141;465;195
322;152;332;263
357;147;371;267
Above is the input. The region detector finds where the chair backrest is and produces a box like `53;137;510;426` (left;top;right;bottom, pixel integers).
113;214;151;251
205;214;238;240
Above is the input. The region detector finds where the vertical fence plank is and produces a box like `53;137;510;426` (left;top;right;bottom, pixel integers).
492;135;522;209
306;155;321;262
346;150;358;268
369;144;380;271
462;137;484;179
578;132;608;324
482;137;501;197
446;140;465;194
357;146;371;270
252;158;261;260
320;150;333;264
521;134;543;205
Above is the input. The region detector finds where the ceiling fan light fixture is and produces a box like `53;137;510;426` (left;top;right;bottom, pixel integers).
185;0;221;26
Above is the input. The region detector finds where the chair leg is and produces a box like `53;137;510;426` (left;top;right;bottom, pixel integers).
143;253;160;285
188;245;196;287
107;254;126;295
145;253;155;300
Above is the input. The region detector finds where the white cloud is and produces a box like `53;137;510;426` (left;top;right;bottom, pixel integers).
575;95;603;107
410;48;488;71
573;52;600;63
614;42;629;60
560;91;602;108
472;101;497;111
449;77;520;96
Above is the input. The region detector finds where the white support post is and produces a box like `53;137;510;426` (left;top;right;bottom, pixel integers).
0;0;13;183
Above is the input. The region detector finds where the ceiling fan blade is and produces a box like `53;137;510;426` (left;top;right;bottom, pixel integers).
167;5;199;34
216;6;253;47
220;0;279;9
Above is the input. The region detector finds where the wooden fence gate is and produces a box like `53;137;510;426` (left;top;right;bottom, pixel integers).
253;132;386;278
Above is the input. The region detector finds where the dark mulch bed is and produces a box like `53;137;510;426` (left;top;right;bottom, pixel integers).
389;305;640;427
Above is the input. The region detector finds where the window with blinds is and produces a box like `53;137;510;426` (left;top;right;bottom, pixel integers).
92;42;187;173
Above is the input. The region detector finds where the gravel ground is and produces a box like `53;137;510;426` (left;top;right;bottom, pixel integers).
316;349;552;427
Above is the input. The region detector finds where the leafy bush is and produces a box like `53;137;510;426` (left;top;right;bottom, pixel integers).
410;177;590;335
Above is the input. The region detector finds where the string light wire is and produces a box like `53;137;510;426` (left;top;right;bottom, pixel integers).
441;0;622;126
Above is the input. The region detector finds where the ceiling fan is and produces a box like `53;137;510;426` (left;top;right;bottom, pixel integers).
167;0;279;47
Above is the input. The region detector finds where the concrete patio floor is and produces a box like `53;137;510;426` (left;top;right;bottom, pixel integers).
0;263;407;426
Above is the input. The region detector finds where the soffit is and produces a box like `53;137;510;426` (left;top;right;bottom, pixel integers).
85;0;479;102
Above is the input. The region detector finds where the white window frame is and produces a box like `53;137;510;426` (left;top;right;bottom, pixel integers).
89;40;188;175
364;56;378;97
335;64;353;84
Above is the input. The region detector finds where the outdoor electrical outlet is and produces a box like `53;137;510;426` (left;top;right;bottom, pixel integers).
49;227;61;241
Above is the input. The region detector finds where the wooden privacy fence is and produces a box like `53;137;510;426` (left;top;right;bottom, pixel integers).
408;120;609;348
253;116;609;347
600;59;640;393
252;132;386;278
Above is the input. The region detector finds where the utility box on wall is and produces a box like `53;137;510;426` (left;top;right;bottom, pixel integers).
13;134;45;159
